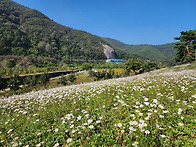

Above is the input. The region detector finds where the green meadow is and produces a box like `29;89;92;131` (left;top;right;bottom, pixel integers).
0;63;196;147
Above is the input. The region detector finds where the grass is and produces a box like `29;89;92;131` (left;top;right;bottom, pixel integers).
0;63;196;146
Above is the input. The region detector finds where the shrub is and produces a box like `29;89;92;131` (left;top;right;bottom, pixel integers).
59;75;68;85
67;73;76;82
7;74;21;91
39;73;50;86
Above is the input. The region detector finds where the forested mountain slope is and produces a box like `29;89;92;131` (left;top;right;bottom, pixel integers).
0;0;128;61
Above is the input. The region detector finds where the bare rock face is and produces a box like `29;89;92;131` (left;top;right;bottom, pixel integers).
102;44;117;59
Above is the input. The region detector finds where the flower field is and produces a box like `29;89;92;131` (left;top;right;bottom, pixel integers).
0;64;196;146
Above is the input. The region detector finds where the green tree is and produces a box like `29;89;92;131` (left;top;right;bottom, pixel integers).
0;75;6;91
59;75;68;85
82;63;92;71
67;73;76;82
125;58;143;74
6;59;16;68
7;74;21;91
174;30;196;63
24;75;37;89
142;62;159;72
39;73;50;87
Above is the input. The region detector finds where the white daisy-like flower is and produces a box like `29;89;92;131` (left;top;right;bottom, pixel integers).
132;141;138;147
67;138;72;143
87;119;93;124
178;122;184;126
53;143;59;147
89;125;94;129
117;123;122;127
160;134;166;138
145;130;150;134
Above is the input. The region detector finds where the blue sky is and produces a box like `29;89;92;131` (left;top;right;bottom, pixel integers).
13;0;196;45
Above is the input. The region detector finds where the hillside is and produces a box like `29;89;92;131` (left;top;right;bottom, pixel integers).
0;62;195;146
0;0;128;61
103;38;176;65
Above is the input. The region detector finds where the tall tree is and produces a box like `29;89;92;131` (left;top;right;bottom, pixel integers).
174;30;196;63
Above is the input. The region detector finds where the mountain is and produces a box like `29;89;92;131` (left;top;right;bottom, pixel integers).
0;0;128;62
103;38;176;65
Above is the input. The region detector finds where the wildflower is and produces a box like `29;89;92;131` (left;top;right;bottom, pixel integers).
53;143;59;147
132;141;138;147
178;108;182;114
153;99;158;104
54;128;59;132
130;114;135;117
139;119;145;124
129;126;134;131
87;119;93;124
159;115;164;118
13;137;19;140
117;123;122;127
7;129;13;134
99;116;103;120
178;122;184;126
144;98;148;101
160;134;166;138
77;116;82;120
138;123;144;129
121;130;125;133
133;121;138;125
70;124;74;128
89;125;94;129
36;143;41;147
96;120;101;123
145;130;150;134
67;138;72;143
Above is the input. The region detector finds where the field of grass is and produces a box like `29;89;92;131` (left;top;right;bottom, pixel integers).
0;63;196;146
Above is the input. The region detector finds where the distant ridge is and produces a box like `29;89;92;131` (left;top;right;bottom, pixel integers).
103;38;176;65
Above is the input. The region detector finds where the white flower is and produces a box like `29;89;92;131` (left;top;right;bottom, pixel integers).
160;134;166;138
70;124;74;128
54;128;59;132
72;130;76;133
178;108;182;114
133;121;138;125
129;121;134;125
7;129;13;134
144;98;148;101
178;122;184;126
130;114;135;117
132;141;138;147
121;129;125;133
159;115;164;118
67;138;72;143
87;119;93;124
96;120;101;123
53;143;59;147
153;99;158;104
139;119;145;124
145;130;150;134
77;116;82;120
138;123;144;129
89;125;94;129
36;143;41;147
117;123;122;127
